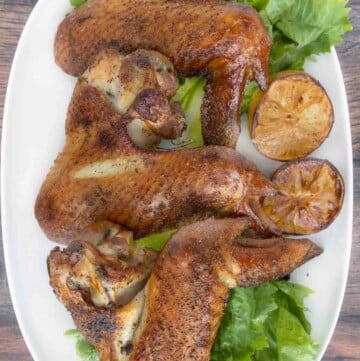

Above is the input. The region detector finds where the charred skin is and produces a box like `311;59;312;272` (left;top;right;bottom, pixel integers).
55;0;272;147
48;218;322;361
35;80;276;244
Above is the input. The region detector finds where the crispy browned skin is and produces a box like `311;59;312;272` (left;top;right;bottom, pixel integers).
35;69;277;244
48;218;322;361
55;0;272;147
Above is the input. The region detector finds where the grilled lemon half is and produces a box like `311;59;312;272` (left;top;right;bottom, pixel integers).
248;71;334;161
262;159;344;235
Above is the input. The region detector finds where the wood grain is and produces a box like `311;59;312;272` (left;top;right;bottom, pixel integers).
0;0;359;360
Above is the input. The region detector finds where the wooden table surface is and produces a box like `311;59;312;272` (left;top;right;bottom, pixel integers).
0;0;359;360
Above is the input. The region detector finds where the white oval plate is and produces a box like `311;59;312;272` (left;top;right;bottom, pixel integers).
1;0;353;360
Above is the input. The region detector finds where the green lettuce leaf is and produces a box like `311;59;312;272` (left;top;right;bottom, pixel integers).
135;229;177;251
266;0;352;46
236;0;269;10
157;77;206;150
241;81;260;113
231;0;352;74
274;281;313;333
70;0;87;7
269;1;352;72
276;307;319;361
65;329;99;361
211;281;319;361
211;283;277;361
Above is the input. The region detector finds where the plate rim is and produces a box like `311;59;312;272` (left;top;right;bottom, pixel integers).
1;1;354;360
1;2;50;361
315;49;354;360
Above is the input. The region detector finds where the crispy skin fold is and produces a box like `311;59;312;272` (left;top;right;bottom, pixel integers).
48;218;322;361
55;0;272;147
35;78;277;244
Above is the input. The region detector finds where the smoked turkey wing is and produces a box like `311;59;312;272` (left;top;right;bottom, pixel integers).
55;0;272;147
35;78;276;244
131;218;322;361
48;218;322;361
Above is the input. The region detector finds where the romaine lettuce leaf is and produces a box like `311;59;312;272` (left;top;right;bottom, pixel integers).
211;281;319;361
231;0;352;74
211;283;277;361
65;329;99;361
135;229;177;251
266;0;352;47
157;77;206;150
70;0;87;7
274;281;313;333
241;81;260;114
276;307;319;361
